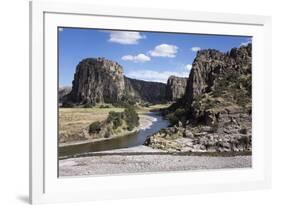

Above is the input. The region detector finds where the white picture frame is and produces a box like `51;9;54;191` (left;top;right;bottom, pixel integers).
30;1;272;204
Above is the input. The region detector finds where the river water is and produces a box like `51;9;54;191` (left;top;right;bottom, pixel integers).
59;112;169;157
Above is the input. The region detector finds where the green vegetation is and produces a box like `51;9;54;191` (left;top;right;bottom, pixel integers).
87;105;140;138
99;104;110;108
89;121;102;134
106;111;123;129
123;106;140;131
212;68;251;108
106;106;139;131
166;108;187;126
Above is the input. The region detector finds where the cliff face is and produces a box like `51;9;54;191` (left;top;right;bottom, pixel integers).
125;77;167;104
181;44;252;125
145;44;252;153
166;76;188;101
69;58;125;104
69;58;167;104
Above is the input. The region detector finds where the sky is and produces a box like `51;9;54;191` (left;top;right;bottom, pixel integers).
58;27;251;86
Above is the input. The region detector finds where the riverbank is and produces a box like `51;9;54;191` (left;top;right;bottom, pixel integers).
59;114;157;147
59;147;251;176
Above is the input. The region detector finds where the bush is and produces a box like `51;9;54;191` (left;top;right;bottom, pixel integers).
167;108;186;126
107;111;123;129
123;106;139;131
89;121;102;134
100;104;110;109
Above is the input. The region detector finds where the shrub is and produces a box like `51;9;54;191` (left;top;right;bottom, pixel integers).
107;111;123;129
100;104;110;108
123;106;139;131
89;121;102;134
167;108;186;126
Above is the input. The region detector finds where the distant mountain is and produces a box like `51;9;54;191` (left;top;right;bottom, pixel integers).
58;86;72;103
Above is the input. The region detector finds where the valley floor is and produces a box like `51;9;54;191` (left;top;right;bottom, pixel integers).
59;146;251;177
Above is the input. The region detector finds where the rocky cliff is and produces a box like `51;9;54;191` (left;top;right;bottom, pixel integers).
184;44;252;123
166;75;188;101
125;77;166;104
69;58;125;104
145;44;252;153
68;57;168;104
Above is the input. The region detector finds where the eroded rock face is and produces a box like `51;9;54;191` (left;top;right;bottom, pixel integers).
166;75;188;101
69;57;168;104
69;58;125;104
149;44;253;153
185;44;252;108
125;77;167;104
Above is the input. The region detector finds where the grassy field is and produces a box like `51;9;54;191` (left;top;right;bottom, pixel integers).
59;107;124;143
59;104;171;143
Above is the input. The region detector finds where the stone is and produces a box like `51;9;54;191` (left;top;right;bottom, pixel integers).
69;58;125;104
166;75;188;101
68;57;168;104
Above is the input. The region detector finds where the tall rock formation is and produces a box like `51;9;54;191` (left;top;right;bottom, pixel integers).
185;44;252;110
68;57;168;104
166;76;188;101
69;58;125;104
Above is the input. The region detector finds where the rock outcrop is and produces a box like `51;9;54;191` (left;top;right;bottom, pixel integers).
145;44;252;153
166;75;188;101
145;112;252;153
185;44;252;112
69;58;125;104
68;57;168;104
125;77;167;104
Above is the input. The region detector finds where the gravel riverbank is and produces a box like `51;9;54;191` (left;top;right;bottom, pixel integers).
59;146;251;177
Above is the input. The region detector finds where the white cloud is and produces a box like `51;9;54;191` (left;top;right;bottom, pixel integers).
127;70;188;83
186;64;192;72
108;31;145;44
240;38;252;46
58;28;64;32
149;44;178;58
121;54;151;63
191;47;201;52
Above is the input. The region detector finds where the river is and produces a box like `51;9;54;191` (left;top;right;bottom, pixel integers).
59;112;169;157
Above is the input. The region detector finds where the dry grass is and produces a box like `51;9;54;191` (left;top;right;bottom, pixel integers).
59;104;171;143
59;107;124;142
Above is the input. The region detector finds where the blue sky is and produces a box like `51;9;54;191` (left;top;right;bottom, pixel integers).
59;27;251;86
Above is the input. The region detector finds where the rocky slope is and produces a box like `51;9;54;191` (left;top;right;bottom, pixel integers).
124;77;166;104
166;75;188;101
67;57;168;104
145;44;252;153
